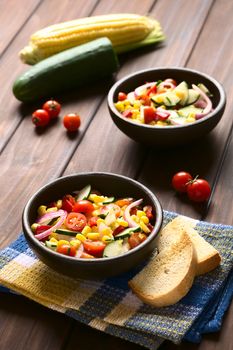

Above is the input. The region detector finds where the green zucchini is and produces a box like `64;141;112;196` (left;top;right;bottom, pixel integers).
54;228;77;236
75;185;91;201
114;226;141;240
13;37;119;102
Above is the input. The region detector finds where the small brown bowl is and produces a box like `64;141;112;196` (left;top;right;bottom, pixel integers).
22;172;163;279
107;67;226;147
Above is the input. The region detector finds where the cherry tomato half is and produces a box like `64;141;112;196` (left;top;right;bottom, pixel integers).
65;212;87;231
118;92;127;101
128;232;147;249
32;109;50;127
83;240;106;258
88;216;98;227
143;106;156;124
187;179;211;202
43;100;61;119
63;113;81;131
57;244;76;256
61;194;75;212
172;171;193;193
73;200;94;215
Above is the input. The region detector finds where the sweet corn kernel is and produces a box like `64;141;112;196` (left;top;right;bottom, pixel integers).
93;204;100;210
46;207;58;213
70;240;81;248
89;194;106;203
140;215;149;224
91;225;98;233
56;199;62;209
101;227;113;236
140;220;151;233
97;218;105;225
131;214;139;223
81;226;92;236
57;239;70;247
111;222;119;231
102;235;114;243
156;121;167;126
76;234;86;242
49;232;58;239
136;210;146;218
92;209;100;216
50;237;58;243
115;101;125;112
31;223;39;232
116;218;128;227
38;205;47;216
87;232;100;241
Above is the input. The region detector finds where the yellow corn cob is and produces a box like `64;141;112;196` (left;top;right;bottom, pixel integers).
19;14;163;64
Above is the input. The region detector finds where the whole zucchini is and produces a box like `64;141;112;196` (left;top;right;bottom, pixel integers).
13;37;119;102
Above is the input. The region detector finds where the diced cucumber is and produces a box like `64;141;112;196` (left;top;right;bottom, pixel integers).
178;105;203;118
54;228;78;236
151;91;180;106
186;89;200;105
103;240;129;258
102;197;115;204
114;226;141;240
75;185;91;201
197;83;211;96
45;241;57;250
174;81;189;106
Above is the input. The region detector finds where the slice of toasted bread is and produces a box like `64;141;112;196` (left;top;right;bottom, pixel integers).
129;230;197;307
158;216;221;275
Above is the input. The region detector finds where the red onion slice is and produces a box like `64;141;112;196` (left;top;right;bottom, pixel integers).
158;80;176;90
192;84;212;119
76;243;84;258
35;209;67;240
124;199;143;228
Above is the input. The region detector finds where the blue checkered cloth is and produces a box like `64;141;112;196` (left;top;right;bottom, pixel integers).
0;211;233;349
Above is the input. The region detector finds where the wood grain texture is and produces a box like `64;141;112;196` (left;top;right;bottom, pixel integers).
0;0;41;56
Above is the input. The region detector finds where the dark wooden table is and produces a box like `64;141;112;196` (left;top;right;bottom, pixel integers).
1;0;233;349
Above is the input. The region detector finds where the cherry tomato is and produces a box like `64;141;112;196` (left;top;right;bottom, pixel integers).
57;244;76;256
164;78;177;86
143;106;156;124
63;113;81;131
80;252;95;259
172;171;193;193
42;99;61;119
112;225;125;236
115;198;133;207
187;179;211;202
128;232;147;249
32;109;50;127
61;194;75;212
143;205;154;220
35;225;51;235
118;92;127;101
83;240;106;258
65;212;87;231
122;110;132;118
73;200;94;215
147;84;157;95
88;216;98;227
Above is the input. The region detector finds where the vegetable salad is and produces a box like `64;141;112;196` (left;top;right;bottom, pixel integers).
31;185;155;259
115;79;213;126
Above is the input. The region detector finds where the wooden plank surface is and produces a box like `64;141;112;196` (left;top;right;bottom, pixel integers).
0;0;232;349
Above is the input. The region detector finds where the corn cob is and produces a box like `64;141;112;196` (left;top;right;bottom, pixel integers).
19;14;165;64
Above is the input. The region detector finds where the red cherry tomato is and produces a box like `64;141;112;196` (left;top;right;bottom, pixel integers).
63;113;81;131
88;216;98;227
112;225;125;236
143;205;154;220
83;240;106;258
118;92;127;101
143;106;156;124
172;171;193;193
57;244;76;256
147;84;157;95
35;225;51;235
32;109;50;127
122;110;132;118
65;212;87;231
128;232;147;249
61;194;75;212
187;179;211;202
42;100;61;119
73;200;94;215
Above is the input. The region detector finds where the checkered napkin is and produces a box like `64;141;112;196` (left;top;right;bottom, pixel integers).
0;211;233;350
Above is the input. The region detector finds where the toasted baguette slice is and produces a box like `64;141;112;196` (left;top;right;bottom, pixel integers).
158;217;221;275
129;230;197;307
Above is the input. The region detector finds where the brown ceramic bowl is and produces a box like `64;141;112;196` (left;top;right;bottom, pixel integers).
22;172;163;279
107;67;226;147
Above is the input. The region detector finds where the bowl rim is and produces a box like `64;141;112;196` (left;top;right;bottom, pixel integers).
107;66;226;130
23;172;163;265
